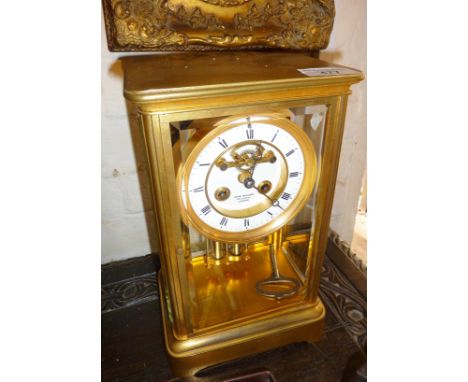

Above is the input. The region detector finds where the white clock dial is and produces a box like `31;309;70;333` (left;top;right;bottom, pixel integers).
180;115;317;242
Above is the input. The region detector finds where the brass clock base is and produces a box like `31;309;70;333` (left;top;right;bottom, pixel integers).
159;273;326;377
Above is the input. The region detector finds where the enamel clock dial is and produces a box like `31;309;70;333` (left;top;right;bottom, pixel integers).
179;115;318;243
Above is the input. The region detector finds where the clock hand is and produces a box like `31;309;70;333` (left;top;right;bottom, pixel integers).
238;172;282;210
237;169;256;189
262;193;284;211
251;183;284;210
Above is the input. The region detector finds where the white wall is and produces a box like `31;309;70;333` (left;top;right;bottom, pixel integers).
323;0;367;243
101;23;155;263
101;0;367;263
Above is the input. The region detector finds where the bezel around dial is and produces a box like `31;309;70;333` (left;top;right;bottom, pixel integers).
180;114;318;243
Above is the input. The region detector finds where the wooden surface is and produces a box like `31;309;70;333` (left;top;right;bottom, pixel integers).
101;234;366;381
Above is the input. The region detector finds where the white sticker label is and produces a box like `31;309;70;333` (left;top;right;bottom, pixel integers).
297;67;359;76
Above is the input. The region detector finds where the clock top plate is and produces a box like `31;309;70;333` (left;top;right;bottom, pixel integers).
122;52;363;102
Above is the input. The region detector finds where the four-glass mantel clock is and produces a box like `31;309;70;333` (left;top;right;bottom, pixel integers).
122;52;363;377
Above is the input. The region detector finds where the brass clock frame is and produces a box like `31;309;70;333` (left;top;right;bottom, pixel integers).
121;52;363;377
181;115;318;243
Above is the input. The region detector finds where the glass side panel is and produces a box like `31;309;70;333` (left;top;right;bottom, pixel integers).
167;103;328;333
283;105;327;279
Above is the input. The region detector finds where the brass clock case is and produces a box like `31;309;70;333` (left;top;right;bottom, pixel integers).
121;52;364;377
180;114;318;243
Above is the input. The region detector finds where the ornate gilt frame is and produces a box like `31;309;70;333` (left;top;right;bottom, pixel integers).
102;0;335;51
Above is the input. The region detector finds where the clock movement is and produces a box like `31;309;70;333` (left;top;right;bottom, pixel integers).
120;51;363;376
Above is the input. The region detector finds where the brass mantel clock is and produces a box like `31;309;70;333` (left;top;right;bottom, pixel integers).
121;51;363;376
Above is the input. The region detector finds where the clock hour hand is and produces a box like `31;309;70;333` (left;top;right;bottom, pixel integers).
251;182;284;210
237;172;284;210
237;170;256;189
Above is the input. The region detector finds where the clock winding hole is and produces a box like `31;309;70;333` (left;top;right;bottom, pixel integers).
215;187;231;201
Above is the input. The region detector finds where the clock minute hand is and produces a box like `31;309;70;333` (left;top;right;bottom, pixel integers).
252;183;284;210
264;194;284;211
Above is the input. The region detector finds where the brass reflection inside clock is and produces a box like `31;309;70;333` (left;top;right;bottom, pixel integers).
179;114;318;244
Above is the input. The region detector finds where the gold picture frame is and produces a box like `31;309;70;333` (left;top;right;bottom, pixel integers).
102;0;335;51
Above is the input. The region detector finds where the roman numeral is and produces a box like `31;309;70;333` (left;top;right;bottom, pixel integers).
281;192;292;200
267;211;273;217
246;117;254;139
193;186;204;192
201;205;212;215
285;149;296;157
289;172;300;178
198;163;210;167
220;217;228;226
244;218;249;227
218;138;228;148
271;130;279;142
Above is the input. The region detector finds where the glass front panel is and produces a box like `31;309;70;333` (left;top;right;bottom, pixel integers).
167;103;328;334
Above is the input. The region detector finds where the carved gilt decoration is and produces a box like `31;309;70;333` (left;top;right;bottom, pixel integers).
102;0;335;51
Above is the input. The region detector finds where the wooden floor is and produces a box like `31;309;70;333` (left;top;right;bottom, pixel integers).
102;236;367;382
